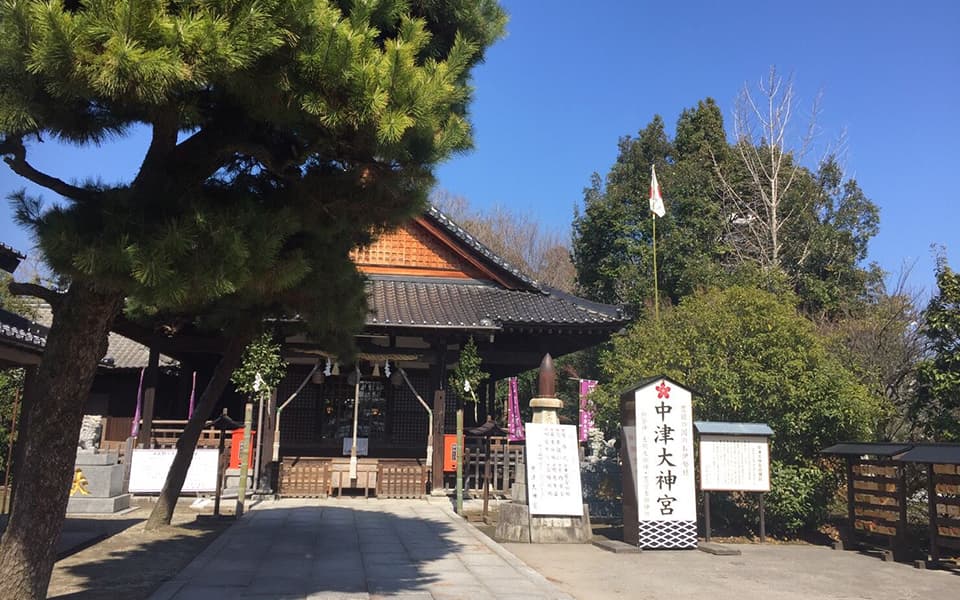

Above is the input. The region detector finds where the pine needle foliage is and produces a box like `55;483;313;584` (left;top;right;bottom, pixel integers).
1;0;506;342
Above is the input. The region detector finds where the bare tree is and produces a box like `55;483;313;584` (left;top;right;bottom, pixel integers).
716;66;821;271
431;190;576;292
823;265;926;440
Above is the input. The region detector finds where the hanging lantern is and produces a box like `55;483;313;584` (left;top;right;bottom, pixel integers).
372;361;381;378
311;363;325;385
332;362;340;376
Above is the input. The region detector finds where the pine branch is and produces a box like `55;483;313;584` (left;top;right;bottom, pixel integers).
8;281;63;310
131;110;180;191
0;136;101;203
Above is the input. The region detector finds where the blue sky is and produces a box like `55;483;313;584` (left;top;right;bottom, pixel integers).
435;1;960;298
1;1;957;298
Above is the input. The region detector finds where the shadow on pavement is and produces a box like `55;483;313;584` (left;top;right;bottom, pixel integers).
73;503;472;599
49;517;227;599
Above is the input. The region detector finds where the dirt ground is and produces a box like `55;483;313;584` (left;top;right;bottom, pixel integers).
45;499;233;599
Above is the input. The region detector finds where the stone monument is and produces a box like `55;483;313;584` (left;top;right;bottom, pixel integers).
67;451;131;514
495;354;593;543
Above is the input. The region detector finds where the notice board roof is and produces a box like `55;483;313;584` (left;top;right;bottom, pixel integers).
891;444;960;465
694;422;773;436
821;442;912;457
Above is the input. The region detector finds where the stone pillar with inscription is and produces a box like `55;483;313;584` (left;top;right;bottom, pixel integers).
495;355;592;543
67;451;131;514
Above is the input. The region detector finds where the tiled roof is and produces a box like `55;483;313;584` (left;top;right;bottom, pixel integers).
424;206;539;291
0;308;47;353
0;243;25;274
105;332;178;370
366;277;627;330
16;300;177;369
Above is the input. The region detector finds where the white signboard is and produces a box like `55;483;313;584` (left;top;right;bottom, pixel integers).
525;423;584;516
342;437;369;456
129;448;218;493
634;378;696;548
699;434;770;491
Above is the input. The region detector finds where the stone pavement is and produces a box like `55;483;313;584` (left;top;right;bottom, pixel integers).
148;498;571;600
506;537;960;600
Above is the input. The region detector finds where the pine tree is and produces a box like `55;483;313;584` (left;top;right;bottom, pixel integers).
0;2;505;597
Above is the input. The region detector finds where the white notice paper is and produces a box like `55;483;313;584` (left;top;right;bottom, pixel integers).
525;423;584;516
129;448;218;493
699;434;770;491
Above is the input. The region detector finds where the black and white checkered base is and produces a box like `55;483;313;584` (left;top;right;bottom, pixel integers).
638;519;697;549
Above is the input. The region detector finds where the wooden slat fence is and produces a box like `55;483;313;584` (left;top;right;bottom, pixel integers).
377;460;428;499
464;437;524;497
279;457;332;498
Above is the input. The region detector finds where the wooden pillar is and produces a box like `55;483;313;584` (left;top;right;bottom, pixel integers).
136;347;160;448
259;389;278;491
927;463;939;564
845;458;856;547
176;365;194;419
896;463;908;560
7;366;36;513
487;379;497;422
430;339;447;492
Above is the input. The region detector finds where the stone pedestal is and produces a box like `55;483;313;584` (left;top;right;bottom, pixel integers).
496;502;532;543
495;455;593;544
530;507;593;543
530;397;563;424
496;502;593;543
67;452;131;514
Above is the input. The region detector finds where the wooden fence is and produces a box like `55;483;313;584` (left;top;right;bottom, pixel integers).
463;437;524;497
277;457;428;498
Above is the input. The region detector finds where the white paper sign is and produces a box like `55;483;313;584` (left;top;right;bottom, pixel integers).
525;423;584;516
342;437;369;456
129;448;218;493
635;379;696;521
699;434;770;491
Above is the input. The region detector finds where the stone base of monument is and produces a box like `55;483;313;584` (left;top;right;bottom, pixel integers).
494;458;593;544
495;502;593;543
66;452;131;514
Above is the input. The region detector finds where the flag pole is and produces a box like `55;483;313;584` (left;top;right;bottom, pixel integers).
649;163;664;323
652;213;659;322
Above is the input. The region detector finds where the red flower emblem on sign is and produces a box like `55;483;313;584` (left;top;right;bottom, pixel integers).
656;381;671;399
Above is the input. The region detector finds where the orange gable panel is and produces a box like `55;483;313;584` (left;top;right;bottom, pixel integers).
351;219;489;280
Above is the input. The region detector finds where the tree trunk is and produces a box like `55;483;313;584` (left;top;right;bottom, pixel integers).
0;281;123;600
144;330;252;530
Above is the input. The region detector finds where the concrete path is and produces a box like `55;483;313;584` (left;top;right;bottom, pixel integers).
506;539;960;600
149;498;570;600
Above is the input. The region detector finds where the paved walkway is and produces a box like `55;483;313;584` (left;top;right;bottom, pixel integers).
149;498;570;600
507;538;960;600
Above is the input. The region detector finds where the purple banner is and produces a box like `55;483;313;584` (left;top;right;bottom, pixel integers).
187;371;197;419
579;379;598;442
131;367;145;438
507;377;525;441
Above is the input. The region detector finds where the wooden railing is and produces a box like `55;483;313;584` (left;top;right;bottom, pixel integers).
97;418;228;461
463;436;525;497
